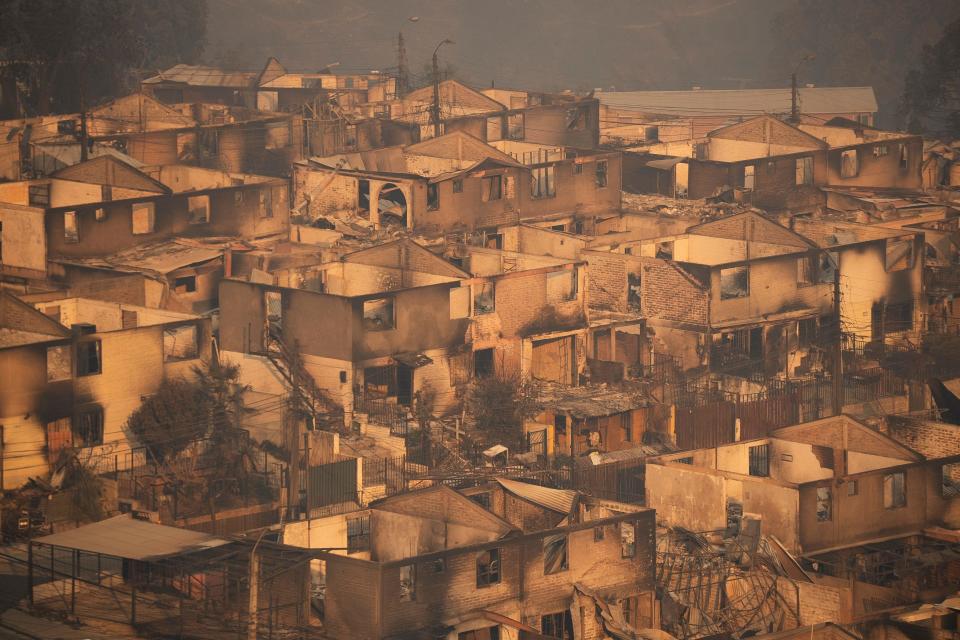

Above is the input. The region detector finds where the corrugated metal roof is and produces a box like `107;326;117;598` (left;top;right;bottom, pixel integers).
143;64;255;89
36;514;229;560
495;477;576;514
599;87;878;117
55;240;224;275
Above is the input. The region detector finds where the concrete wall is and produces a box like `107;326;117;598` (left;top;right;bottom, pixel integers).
0;202;47;274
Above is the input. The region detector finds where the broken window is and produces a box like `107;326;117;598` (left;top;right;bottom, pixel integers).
453;178;463;193
594;526;604;541
473;282;495;315
265;291;283;339
530;166;556;198
188;195;210;225
174;275;197;293
899;144;909;171
621;521;636;558
748;443;769;477
486;116;502;141
816;486;832;522
884;301;914;334
163;324;198;361
482;175;502;201
474;348;495;377
566;106;588;130
363;297;395;330
796;156;813;186
427;182;440;210
719;266;749;299
346;515;370;553
469;491;492;509
132;202;156;234
818;251;838;284
543;534;568;575
259;189;275;218
656;241;674;259
595;160;608;188
883;471;906;509
76;340;101;376
693;142;709;160
840;149;858;178
399;564;416;601
797;255;815;286
74;406;104;447
941;463;960;498
46;345;72;382
627;272;642;310
885;237;914;271
873;144;889;157
541;611;574;639
458;627;500;640
64;211;79;243
507;113;524;140
798;318;818;347
743;165;755;190
847;480;858;496
476;548;501;587
574;162;583;175
622;411;633;443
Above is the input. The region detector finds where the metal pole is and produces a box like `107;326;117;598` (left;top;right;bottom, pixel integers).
71;549;77;613
27;542;33;606
431;50;441;138
790;72;798;122
832;253;844;415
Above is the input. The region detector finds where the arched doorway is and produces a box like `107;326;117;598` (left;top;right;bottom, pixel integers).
377;183;407;228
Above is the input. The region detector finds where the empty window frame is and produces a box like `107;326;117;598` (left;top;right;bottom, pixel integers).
883;301;914;334
873;143;889;157
541;611;574;639
748;443;770;477
798;318;818;347
427;182;440;210
594;526;605;541
469;491;492;509
163;324;198;361
476;548;501;587
399;564;416;602
188;194;210;224
531;166;556;198
941;462;960;498
473;282;495;315
507;113;524;140
543;534;568;575
453;178;463;193
132;202;156;234
74;406;104;447
621;521;636;558
258;189;273;218
719;266;749;299
363;297;395;330
899;144;909;171
64;211;80;243
655;241;674;259
883;471;906;509
816;486;832;522
840;149;859;178
595;160;609;188
796;156;813;186
797;255;816;286
847;480;859;496
46;345;72;382
346;515;370;553
76;340;102;376
482;175;503;201
743;165;755;190
264;291;283;339
174;275;197;293
885;237;914;272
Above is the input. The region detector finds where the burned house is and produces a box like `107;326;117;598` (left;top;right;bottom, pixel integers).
0;156;288;291
283;481;657;639
623;115;923;208
292;130;620;235
0;290;210;489
218;239;590;424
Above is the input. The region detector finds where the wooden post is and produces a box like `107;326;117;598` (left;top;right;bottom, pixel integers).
27;542;33;606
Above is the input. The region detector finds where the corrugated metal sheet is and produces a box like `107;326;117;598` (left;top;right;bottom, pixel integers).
36;514;229;560
143;64;255;89
495;477;576;514
599;87;878;116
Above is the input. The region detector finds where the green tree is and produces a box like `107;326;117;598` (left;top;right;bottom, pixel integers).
901;17;960;137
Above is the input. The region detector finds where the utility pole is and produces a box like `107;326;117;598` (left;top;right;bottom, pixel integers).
790;54;815;124
430;39;454;139
397;32;409;98
831;253;844;416
79;84;89;162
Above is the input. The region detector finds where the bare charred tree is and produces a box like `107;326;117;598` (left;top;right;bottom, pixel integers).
462;368;541;452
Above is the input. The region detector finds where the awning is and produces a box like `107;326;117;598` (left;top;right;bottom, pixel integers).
392;352;433;368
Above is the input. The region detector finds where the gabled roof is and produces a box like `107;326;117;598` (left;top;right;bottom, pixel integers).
88;93;196;135
52;156;171;195
342;238;470;279
707;115;827;150
372;484;515;535
687;211;816;249
403;79;505;114
772;415;923;464
0;290;70;347
257;57;288;87
405;130;522;166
